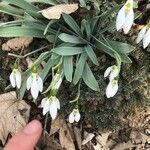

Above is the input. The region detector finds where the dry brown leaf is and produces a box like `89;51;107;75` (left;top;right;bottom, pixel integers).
74;127;82;149
96;132;111;149
50;116;75;150
82;132;95;145
2;37;33;51
41;3;78;19
59;119;75;150
112;141;135;150
0;91;30;144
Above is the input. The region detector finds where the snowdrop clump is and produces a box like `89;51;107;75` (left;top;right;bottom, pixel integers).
9;68;22;89
41;96;60;119
26;71;43;99
69;109;81;123
137;22;150;49
104;65;119;98
116;0;134;34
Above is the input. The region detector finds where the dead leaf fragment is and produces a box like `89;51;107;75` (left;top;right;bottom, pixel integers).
2;37;33;51
0;92;30;144
82;132;95;145
41;3;78;19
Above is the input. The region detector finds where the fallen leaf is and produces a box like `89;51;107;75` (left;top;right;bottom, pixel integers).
96;132;111;148
2;37;33;51
82;132;95;145
41;3;78;19
0;92;30;144
74;127;82;149
59;119;75;150
50;116;75;150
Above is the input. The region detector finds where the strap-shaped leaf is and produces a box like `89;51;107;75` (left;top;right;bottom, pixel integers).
52;46;84;56
3;0;39;11
82;63;100;91
81;19;91;40
25;0;57;5
85;45;99;65
73;53;87;84
106;39;135;54
62;13;82;36
59;33;84;44
0;26;45;38
63;56;73;82
79;0;86;7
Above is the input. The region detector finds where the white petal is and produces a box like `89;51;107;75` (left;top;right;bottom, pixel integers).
37;76;43;92
55;97;60;109
106;80;118;98
50;100;58;120
41;97;48;108
116;6;126;31
9;72;16;88
31;79;39;99
26;76;32;90
143;29;150;48
123;8;134;34
109;70;119;80
104;67;112;78
136;26;147;43
43;99;50;115
75;112;81;122
15;71;22;89
69;112;75;123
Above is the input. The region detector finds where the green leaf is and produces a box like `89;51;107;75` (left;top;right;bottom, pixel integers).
85;45;99;65
0;26;45;38
52;46;84;56
79;0;86;7
63;56;73;82
81;19;91;40
62;13;82;36
73;53;87;84
19;51;51;99
0;2;24;17
25;0;57;5
82;63;100;91
106;39;135;54
59;33;84;44
3;0;39;11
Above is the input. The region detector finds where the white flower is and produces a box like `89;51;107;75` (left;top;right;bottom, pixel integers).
136;23;150;48
69;109;81;123
41;96;60;120
116;0;134;34
9;68;22;89
104;65;119;80
51;73;62;90
106;79;118;98
26;72;43;99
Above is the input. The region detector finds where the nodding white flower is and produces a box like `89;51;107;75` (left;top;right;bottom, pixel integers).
136;23;150;48
26;72;43;99
106;79;118;98
69;109;81;123
51;73;62;90
104;65;119;80
41;96;60;120
9;68;22;89
116;0;134;34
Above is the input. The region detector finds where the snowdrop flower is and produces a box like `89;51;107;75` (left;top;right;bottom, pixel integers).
106;79;118;98
136;23;150;48
116;0;134;34
9;68;21;89
26;72;43;99
69;109;81;123
51;73;62;90
41;96;60;119
104;65;119;80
